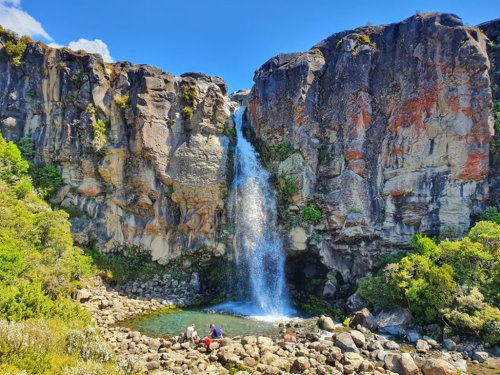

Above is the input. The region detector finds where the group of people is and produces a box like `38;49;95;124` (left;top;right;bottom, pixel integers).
184;323;223;348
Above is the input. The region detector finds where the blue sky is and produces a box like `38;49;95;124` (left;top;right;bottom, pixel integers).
1;0;499;92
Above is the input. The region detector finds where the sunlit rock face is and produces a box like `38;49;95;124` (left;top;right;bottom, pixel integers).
0;41;233;262
249;13;495;281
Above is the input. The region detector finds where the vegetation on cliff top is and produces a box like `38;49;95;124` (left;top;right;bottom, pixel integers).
358;220;500;344
0;26;34;65
0;134;121;374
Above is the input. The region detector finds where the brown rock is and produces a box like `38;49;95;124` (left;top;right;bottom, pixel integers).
421;359;458;375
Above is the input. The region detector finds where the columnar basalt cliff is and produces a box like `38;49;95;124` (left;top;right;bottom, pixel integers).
248;13;495;282
0;37;234;263
0;13;499;286
480;18;500;208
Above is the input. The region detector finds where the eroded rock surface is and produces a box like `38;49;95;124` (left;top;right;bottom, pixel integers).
0;39;234;261
249;13;495;281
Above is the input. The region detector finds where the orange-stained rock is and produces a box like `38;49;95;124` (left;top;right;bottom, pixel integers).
457;151;489;181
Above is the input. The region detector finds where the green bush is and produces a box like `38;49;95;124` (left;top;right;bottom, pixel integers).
31;165;63;199
301;205;322;224
114;93;130;111
357;220;500;340
272;141;294;161
0;134;118;373
3;35;33;65
92;119;108;152
181;85;198;104
277;175;299;201
481;206;500;225
181;106;194;120
494;102;500;132
85;247;170;284
16;137;35;159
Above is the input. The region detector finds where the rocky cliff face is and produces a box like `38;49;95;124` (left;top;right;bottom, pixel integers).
248;13;495;282
0;37;234;262
1;13;499;287
480;19;500;207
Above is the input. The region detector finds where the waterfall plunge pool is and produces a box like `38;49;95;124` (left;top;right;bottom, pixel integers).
121;306;301;339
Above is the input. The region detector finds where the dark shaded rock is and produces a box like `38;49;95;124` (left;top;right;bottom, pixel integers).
351;308;377;331
335;332;359;353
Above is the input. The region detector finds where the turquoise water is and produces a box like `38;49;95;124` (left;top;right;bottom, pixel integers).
127;309;282;338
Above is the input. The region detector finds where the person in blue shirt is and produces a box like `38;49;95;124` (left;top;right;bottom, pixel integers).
208;323;223;339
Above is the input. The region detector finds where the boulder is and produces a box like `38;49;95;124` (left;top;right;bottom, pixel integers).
343;352;364;370
384;353;419;375
347;292;369;311
376;308;412;334
384;340;400;351
472;351;489;363
421;359;458;375
318;316;336;331
293;357;311;371
74;288;92;302
350;330;366;347
351;308;377;331
257;336;273;347
442;339;456;351
322;280;337;299
289;227;307;251
416;339;430;353
335;332;359;353
407;331;421;343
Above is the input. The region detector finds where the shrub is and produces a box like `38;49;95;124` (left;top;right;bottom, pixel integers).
494;102;500;132
181;106;194;120
411;234;437;257
31;165;63;199
277;175;299;201
221;122;236;138
181;85;198;104
16;137;35;159
3;35;33;65
85;247;170;284
357;275;404;309
356;33;376;47
469;220;500;252
481;206;500;225
92;119;108;152
0;135;29;181
72;70;86;88
66;326;113;362
272;141;294;161
301;205;322;224
114;93;130;111
357;220;500;340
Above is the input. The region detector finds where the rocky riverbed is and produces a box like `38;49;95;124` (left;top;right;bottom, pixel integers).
78;278;499;374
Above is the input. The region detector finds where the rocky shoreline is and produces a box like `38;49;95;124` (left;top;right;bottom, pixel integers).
78;278;499;375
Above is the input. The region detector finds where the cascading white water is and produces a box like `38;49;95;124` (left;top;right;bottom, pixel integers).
229;106;292;316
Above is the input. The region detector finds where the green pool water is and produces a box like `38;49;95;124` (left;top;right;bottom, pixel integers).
125;309;282;338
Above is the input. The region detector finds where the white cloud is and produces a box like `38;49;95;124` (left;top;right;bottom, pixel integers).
0;0;52;40
0;1;114;63
67;38;113;62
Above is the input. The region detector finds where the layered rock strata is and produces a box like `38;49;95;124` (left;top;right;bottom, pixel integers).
0;38;234;262
248;13;495;281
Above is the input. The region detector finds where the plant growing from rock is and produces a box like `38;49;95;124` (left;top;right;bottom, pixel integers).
277;175;298;201
272;140;294;161
114;93;130;111
3;35;33;65
181;106;194;120
92;119;108;152
301;205;322;225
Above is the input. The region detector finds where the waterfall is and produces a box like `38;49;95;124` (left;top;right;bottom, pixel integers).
229;106;291;316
